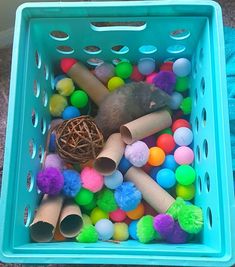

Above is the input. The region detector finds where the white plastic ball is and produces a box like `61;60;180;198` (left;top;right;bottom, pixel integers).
173;58;191;77
95;219;114;241
168;92;183;110
173;127;193;146
137;58;155;75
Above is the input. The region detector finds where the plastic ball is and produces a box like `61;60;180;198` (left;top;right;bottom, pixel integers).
96;188;117;212
137;58;155;75
114;182;142;211
174;146;194;165
156;134;176;154
70;90;89;109
49;94;68;117
90;207;109;225
148;147;165;166
109;208;126;222
82;214;92;225
126;202;145;220
124;141;149;167
175;76;189;92
157;128;173;136
176;183;195;200
74;188;94;206
156;168;176;189
37;167;64;196
130;65;145;81
153;71;176;95
149;166;161;179
56;77;75;96
44;153;63;170
94;62;115;84
173;58;191;77
81;167;104;193
104;170;123;189
118;156;132;175
175;165;196;185
113;223;129;241
107;76;125;92
160;61;173;72
95;219;114;241
145;72;158;84
141;135;156;148
62;169;81;197
162;155;178;171
180;97;192;115
172;119;191;132
173;127;193;146
62;106;80;120
168;92;183;110
115;62;133;79
128;220;139;240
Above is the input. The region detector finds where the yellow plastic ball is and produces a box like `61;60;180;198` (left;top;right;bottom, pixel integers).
107;76;125;92
56;78;75;96
176;183;195;200
49;94;68;117
148;147;165;166
90;207;109;225
112;223;129;241
82;214;92;225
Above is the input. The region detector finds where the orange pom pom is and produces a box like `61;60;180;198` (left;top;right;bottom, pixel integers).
126;202;145;220
148;147;165;166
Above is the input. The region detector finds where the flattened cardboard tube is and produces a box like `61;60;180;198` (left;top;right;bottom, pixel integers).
59;201;83;238
67;61;109;106
125;167;175;213
30;194;64;242
120;110;172;144
94;133;125;175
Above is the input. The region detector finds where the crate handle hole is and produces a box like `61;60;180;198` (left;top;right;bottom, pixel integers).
204;172;210;192
90;21;146;31
207;207;213;229
167;45;186;54
169;29;190;40
24;206;32;227
111;45;129;55
50;31;69;41
43;64;49;80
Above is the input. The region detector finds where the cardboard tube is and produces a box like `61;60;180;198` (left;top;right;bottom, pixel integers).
94;133;125;175
62;59;109;106
120;110;172;144
59;201;83;238
30;195;64;242
125;167;175;213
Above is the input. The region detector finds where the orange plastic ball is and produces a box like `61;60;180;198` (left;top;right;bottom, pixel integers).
148;147;165;166
126;202;145;220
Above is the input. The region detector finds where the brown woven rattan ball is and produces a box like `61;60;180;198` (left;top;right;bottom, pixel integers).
55;116;104;163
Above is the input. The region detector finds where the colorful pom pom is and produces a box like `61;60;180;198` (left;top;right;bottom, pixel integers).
81;167;104;193
153;214;174;238
104;170;123;190
113;223;129;241
49;94;68;117
44;153;63;170
74;188;94;206
62;169;81;197
153;71;176;95
125;141;149;167
95;219;114;241
109;208;126;222
90;207;109;225
137;215;159;243
96;188;118;212
76;224;98;243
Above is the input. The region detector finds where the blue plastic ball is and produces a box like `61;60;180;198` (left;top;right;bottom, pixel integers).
62;106;80;120
62;169;81;197
128;220;139;240
118;156;132;175
156;168;176;189
173;58;191;77
168;92;183;110
104;170;123;189
162;155;178;171
149;167;161;179
137;58;155;75
95;219;114;241
49;132;56;152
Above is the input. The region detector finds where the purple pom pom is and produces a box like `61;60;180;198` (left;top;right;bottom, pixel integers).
114;182;142;211
153;214;174;238
37;167;64;195
62;169;81;197
165;221;189;244
153;71;176;95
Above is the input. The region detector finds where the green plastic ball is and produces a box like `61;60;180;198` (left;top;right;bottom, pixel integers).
175;165;196;185
96;188;117;212
180;97;192;115
75;188;94;206
115;62;133;79
175;76;189;92
70;90;88;108
176;184;195;201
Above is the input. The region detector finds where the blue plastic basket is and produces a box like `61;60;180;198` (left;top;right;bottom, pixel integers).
0;1;235;266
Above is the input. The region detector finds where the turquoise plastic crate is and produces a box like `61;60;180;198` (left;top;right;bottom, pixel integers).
0;1;235;266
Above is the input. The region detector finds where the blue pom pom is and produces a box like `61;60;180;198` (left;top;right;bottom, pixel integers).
162;155;178;171
62;106;80;120
114;182;142;211
118;156;132;175
49;133;56;152
129;220;139;240
62;169;81;197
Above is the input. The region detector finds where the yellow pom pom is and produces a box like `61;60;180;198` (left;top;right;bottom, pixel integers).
112;223;129;241
56;78;75;96
82;214;92;225
90;207;109;225
49;94;68;117
107;76;125;92
176;183;195;200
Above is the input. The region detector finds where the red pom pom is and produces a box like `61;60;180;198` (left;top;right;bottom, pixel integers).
60;58;77;73
172;119;191;132
156;134;176;154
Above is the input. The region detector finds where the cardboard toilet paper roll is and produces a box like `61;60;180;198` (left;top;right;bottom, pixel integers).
59;201;83;238
125;167;175;213
61;58;109;106
94;133;125;175
120;110;172;144
30;194;64;242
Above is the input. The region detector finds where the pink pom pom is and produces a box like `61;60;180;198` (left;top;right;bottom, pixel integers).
81;167;104;193
44;153;63;170
145;72;158;84
109;208;127;222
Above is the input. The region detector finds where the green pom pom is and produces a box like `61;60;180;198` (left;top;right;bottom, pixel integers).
82;197;97;213
137;215;159;243
76;225;98;243
180;97;192;115
75;188;94;206
96;188;117;212
175;76;189;92
178;205;203;234
166;197;185;220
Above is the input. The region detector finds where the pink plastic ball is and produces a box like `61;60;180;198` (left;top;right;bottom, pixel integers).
145;72;158;84
81;167;104;193
130;65;145;82
174;146;194;165
109;208;127;222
